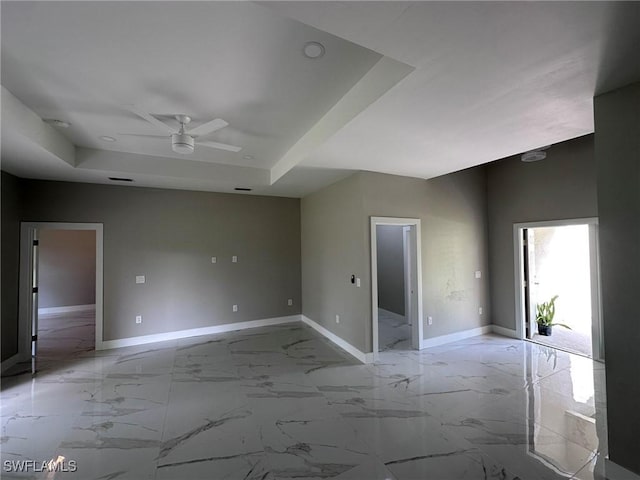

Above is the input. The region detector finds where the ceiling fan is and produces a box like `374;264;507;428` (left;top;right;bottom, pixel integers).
122;106;242;155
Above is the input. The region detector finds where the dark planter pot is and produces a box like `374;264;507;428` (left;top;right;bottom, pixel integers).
537;324;552;336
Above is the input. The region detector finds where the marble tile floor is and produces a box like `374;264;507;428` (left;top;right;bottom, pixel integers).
1;312;608;480
378;309;411;352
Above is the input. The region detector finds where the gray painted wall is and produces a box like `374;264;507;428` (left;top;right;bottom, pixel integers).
360;170;490;345
39;230;96;309
21;180;301;341
486;135;598;330
595;81;640;475
301;169;490;353
301;174;370;351
1;172;22;361
376;225;405;316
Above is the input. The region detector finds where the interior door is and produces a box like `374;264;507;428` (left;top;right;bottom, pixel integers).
589;224;604;361
407;226;420;350
523;228;537;339
403;226;412;327
30;230;40;374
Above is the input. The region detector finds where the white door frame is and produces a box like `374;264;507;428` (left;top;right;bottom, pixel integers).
371;217;424;357
19;222;104;362
513;217;603;361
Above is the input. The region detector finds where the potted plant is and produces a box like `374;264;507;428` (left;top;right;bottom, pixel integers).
536;295;571;336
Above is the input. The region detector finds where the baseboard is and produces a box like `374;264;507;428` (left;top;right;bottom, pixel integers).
1;353;21;374
422;325;493;349
98;315;300;350
39;304;96;315
301;315;373;364
605;458;640;480
491;325;519;339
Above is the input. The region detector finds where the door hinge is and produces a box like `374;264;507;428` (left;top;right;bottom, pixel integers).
31;335;38;342
33;239;39;246
523;280;528;288
32;287;39;293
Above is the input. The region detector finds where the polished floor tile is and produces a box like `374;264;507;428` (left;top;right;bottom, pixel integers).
1;312;608;479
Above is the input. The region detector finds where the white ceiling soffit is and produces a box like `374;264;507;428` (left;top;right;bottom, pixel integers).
1;1;413;195
266;1;640;179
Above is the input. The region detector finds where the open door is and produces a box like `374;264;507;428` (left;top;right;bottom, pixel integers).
523;228;536;340
371;217;423;357
30;229;40;374
519;221;602;359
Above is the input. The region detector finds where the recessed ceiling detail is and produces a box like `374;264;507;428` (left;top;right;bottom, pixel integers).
1;1;406;196
2;2;638;196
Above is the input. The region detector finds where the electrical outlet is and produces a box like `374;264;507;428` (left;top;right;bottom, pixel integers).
135;275;145;284
232;304;238;312
232;256;238;263
136;315;142;324
211;256;217;264
287;299;293;306
479;307;483;315
335;315;340;324
475;271;482;279
428;316;433;325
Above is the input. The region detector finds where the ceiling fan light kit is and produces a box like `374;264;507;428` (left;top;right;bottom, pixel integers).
172;133;195;154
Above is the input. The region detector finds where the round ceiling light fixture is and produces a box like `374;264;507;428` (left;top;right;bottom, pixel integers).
44;118;71;128
303;41;325;59
521;150;547;163
99;136;117;142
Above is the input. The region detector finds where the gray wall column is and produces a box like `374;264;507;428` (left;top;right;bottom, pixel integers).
594;81;640;476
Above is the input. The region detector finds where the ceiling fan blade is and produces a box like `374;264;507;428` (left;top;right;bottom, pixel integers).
186;118;228;137
125;105;176;134
117;133;169;138
197;140;242;153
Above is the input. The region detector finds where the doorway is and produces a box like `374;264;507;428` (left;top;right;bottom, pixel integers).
19;223;104;374
515;219;603;360
371;217;423;357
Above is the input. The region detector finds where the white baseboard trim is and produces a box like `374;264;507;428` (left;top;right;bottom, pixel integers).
39;304;96;315
422;325;493;349
491;325;520;339
98;315;300;350
605;458;640;480
301;315;373;364
1;353;21;374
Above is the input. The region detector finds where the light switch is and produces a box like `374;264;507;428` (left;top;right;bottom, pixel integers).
356;278;361;288
287;299;293;306
475;271;482;279
232;304;238;312
211;257;217;264
136;275;145;284
232;256;238;263
135;315;142;324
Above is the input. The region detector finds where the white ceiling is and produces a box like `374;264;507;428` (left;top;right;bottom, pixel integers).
2;1;639;196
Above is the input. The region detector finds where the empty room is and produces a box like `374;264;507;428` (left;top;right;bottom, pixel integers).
1;2;639;480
